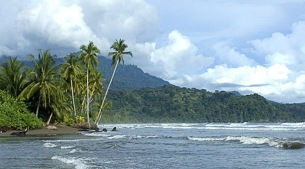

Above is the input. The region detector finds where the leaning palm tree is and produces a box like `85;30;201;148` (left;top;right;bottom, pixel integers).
0;57;28;98
61;53;81;121
20;49;61;117
95;39;132;124
79;41;100;128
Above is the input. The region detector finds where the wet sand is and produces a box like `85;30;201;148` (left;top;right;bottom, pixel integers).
0;125;80;137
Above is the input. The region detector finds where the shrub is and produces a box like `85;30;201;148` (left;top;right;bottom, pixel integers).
0;90;44;129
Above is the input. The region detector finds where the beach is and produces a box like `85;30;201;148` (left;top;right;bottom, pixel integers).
0;125;80;137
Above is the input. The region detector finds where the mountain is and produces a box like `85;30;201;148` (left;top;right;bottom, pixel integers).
103;85;305;123
97;56;170;90
0;55;170;90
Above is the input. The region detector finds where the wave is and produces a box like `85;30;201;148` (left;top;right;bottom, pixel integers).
43;137;104;143
69;148;84;154
43;143;57;148
60;145;75;149
188;136;305;149
98;123;305;131
51;155;94;169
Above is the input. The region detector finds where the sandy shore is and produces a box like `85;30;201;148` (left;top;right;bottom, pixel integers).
0;125;81;137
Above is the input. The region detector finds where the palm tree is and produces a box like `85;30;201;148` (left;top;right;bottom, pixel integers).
79;41;100;128
88;69;104;102
20;49;61;117
0;57;28;98
95;39;132;124
61;53;81;121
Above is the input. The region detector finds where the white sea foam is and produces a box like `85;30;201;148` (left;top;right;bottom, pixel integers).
43;138;103;143
225;136;279;147
69;148;83;154
43;143;57;148
188;136;283;148
108;135;128;139
188;137;225;141
61;145;75;149
98;123;305;131
51;155;92;169
134;135;158;139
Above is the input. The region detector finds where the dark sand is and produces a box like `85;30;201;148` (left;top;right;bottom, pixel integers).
0;125;80;137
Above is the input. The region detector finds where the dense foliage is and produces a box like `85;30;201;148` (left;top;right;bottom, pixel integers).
0;90;44;129
0;40;134;128
105;85;305;123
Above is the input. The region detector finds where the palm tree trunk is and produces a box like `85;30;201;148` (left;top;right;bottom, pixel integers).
70;78;77;122
86;68;91;129
46;112;53;125
35;95;41;117
95;60;119;125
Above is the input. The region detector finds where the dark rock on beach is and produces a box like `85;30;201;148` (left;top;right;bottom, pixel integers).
75;122;99;131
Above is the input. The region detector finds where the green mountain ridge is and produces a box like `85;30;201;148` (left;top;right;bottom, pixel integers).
102;85;305;123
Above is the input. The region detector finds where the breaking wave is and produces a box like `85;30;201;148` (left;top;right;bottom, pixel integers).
51;155;94;169
188;136;304;149
43;142;57;148
99;122;305;131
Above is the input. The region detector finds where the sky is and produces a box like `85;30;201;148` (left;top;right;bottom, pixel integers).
1;0;305;103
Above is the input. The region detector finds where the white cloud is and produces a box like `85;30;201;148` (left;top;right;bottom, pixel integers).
213;43;256;66
0;0;158;57
147;30;213;83
251;21;305;67
18;0;102;50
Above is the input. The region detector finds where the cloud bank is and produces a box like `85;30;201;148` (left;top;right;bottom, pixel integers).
1;0;305;103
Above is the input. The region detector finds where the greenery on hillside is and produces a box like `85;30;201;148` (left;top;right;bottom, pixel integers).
0;90;43;130
104;85;305;123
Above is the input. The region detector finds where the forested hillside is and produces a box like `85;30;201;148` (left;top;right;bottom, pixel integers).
101;85;305;123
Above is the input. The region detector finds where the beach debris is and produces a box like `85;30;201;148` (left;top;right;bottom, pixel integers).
46;125;58;130
10;127;28;137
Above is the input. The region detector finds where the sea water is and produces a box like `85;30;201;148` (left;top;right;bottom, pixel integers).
0;123;305;169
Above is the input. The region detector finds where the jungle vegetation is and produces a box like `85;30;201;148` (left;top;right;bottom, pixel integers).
0;40;132;129
103;85;305;123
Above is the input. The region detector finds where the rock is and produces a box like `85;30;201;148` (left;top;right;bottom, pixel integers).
46;125;57;130
76;123;99;131
10;128;28;137
111;127;117;131
282;142;305;149
102;128;107;132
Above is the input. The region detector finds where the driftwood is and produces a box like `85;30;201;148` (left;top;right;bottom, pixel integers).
10;128;28;137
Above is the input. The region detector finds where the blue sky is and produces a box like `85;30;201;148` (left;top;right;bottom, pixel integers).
1;0;305;103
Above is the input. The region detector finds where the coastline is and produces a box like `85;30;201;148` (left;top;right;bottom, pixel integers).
0;125;81;137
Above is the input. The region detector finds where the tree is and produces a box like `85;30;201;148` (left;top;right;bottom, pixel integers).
61;53;81;121
20;49;62;118
0;57;28;98
79;41;100;127
95;39;132;124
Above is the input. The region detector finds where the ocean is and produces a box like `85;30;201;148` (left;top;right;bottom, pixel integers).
0;123;305;169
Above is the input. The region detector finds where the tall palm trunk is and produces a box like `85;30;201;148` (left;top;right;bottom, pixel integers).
86;68;91;129
70;78;77;121
46;112;53;125
95;60;119;124
35;95;41;117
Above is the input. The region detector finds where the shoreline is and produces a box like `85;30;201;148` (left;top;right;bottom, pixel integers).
0;125;81;137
